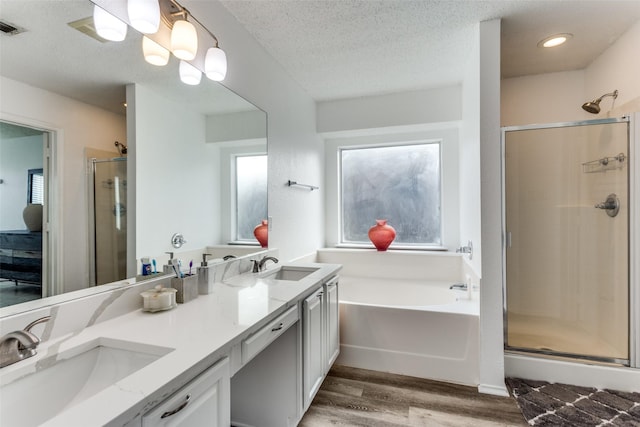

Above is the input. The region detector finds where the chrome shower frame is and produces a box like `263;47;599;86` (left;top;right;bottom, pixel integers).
87;156;128;287
500;115;638;369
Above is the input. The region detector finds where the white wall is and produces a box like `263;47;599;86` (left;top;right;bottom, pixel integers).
501;70;588;126
586;21;640;115
186;1;322;263
0;76;126;293
478;19;507;396
131;84;220;260
0;134;43;230
460;25;482;277
317;86;462;133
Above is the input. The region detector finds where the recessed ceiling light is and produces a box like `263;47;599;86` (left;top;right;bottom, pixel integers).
538;33;573;48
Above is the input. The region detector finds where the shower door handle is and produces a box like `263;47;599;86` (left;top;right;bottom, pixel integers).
594;193;620;217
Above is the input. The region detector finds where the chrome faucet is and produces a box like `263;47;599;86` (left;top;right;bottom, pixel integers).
251;256;279;273
0;316;51;368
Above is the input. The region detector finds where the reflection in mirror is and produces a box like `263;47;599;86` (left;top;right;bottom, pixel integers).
0;1;267;313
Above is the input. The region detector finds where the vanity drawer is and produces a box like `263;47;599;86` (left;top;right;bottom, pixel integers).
242;305;299;364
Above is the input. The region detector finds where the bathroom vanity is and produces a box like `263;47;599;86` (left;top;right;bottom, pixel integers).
0;262;341;427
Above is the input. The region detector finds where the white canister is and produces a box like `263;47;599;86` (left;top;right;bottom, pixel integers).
140;285;177;312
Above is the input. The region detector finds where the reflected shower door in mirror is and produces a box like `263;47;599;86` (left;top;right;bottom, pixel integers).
0;1;267;312
89;157;127;286
504;118;630;364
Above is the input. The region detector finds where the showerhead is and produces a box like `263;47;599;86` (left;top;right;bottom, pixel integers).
582;90;618;114
114;141;128;155
581;101;601;114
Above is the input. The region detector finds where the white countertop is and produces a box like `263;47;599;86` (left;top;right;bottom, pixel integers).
1;263;341;427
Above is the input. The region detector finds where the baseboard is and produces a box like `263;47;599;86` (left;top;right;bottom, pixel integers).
478;383;509;397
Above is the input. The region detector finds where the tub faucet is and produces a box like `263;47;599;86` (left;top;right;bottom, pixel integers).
456;240;473;260
0;316;51;368
223;255;236;261
252;256;279;272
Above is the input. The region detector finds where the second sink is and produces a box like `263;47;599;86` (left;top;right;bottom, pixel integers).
262;266;319;281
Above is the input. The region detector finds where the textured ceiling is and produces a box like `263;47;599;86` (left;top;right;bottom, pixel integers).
220;0;640;101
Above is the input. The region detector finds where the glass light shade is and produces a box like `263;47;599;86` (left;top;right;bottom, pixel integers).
128;0;160;34
179;60;202;85
171;20;198;60
205;47;227;81
143;36;169;66
93;5;127;42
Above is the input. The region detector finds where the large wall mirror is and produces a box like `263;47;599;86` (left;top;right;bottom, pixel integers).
0;0;267;313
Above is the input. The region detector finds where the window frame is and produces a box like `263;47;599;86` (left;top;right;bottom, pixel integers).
232;153;268;244
323;128;460;252
27;168;44;204
337;140;444;249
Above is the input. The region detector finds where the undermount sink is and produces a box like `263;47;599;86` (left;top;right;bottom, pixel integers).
0;338;172;426
262;266;319;281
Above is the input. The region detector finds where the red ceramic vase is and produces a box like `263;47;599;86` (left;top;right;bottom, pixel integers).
254;219;268;248
368;219;396;251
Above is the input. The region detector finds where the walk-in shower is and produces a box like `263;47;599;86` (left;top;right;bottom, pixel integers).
88;157;127;286
502;117;632;366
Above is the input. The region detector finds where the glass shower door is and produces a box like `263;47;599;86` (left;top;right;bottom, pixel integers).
92;158;127;286
504;119;629;363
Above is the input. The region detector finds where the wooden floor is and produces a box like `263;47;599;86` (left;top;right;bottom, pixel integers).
299;365;527;427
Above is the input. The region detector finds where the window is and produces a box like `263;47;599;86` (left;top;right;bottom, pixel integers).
235;155;267;242
340;142;441;247
27;168;44;204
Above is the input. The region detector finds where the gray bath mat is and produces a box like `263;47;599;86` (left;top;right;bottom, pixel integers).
506;378;640;426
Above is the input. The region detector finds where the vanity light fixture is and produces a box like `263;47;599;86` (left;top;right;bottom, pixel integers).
143;36;170;66
205;46;227;81
127;0;160;34
93;5;127;42
179;60;202;85
537;33;573;48
91;0;227;81
171;19;197;60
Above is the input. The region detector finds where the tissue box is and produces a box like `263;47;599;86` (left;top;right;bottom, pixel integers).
172;274;198;303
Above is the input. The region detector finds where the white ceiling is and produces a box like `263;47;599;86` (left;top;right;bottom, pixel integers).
1;0;639;114
219;0;640;101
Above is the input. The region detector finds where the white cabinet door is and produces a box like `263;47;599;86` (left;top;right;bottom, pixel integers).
142;357;230;427
303;288;324;410
325;277;340;371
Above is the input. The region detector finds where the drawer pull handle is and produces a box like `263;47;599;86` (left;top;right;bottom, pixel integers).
160;394;191;419
271;322;284;332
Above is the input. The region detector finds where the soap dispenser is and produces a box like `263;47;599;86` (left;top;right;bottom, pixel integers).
162;252;175;274
197;253;213;295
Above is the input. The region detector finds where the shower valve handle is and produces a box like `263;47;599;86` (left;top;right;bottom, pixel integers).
594;193;620;217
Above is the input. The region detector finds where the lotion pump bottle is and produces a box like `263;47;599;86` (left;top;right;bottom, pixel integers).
163;252;175;274
197;254;213;295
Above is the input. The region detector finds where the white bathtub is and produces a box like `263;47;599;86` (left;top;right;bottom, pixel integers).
298;249;481;386
337;277;480;386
